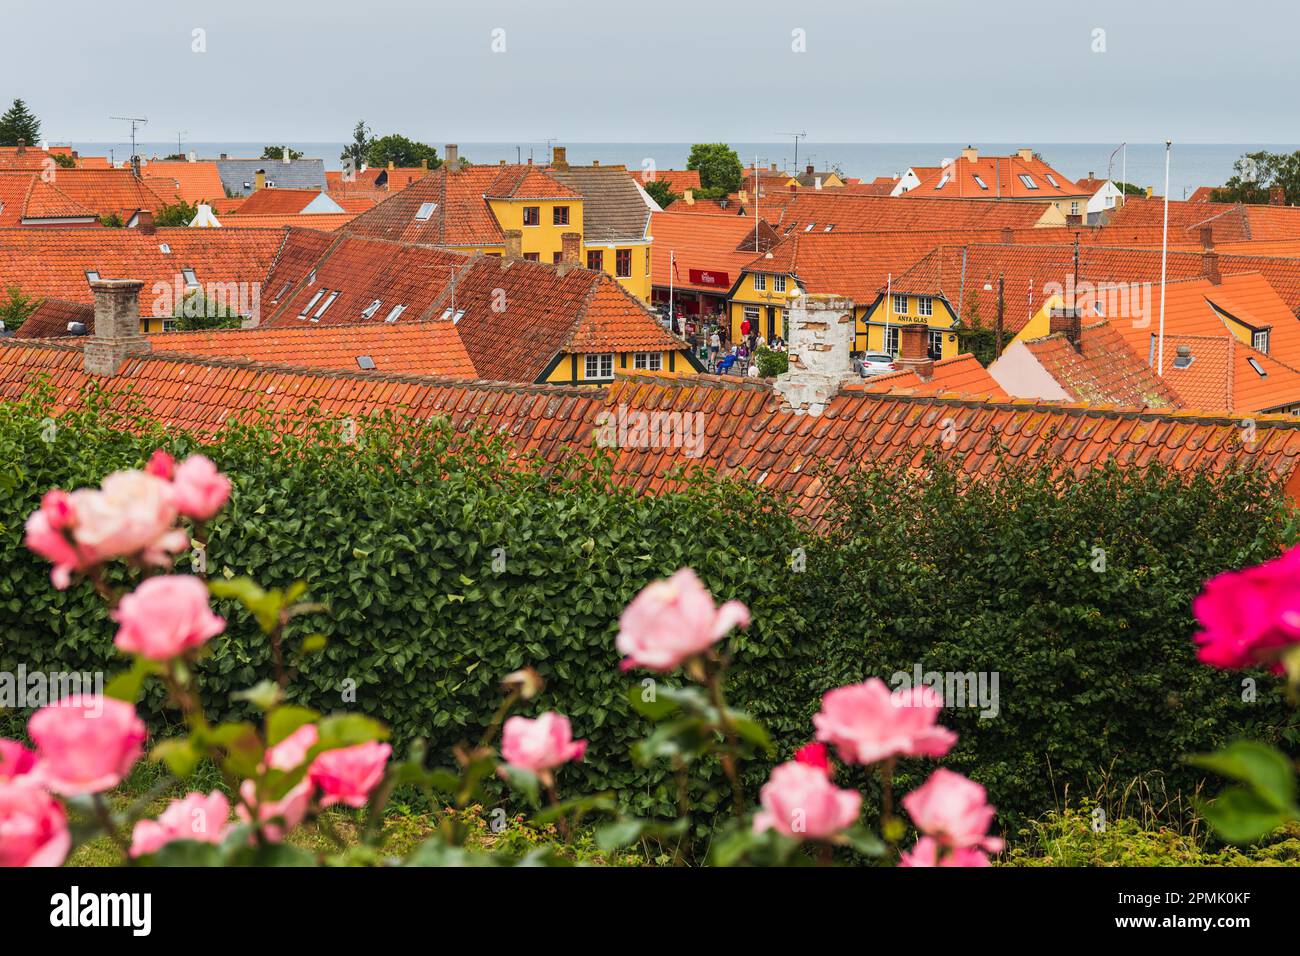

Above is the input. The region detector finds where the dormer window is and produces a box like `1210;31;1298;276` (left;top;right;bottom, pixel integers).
1252;329;1271;354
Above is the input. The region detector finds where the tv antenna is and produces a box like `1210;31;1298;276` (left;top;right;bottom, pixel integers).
111;115;149;160
777;131;807;170
176;129;189;158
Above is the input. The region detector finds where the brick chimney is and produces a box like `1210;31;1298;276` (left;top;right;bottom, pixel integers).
84;280;151;376
1065;213;1082;228
15;138;25;155
560;231;581;269
896;323;934;381
1001;226;1014;244
444;144;458;169
1270;186;1286;205
774;295;857;415
552;146;568;170
769;162;777;172
1049;306;1082;350
503;229;523;261
806;165;814;176
137;210;155;235
1203;248;1221;285
254;169;266;191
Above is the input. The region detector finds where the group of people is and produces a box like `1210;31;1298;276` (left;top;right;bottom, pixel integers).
664;306;789;377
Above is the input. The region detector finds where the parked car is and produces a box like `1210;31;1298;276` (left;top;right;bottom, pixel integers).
856;352;898;376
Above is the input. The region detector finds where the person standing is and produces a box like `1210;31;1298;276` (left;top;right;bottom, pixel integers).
708;329;721;370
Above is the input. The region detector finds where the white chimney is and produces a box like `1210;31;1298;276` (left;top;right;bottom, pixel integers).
774;295;857;415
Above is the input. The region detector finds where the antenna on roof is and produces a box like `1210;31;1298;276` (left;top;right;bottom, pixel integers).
776;132;807;171
110;115;149;163
176;129;189;158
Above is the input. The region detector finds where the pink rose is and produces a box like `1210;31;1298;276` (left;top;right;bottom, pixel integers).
500;712;587;773
1193;547;1300;673
266;724;319;772
0;740;36;781
901;768;1003;853
794;742;831;775
171;455;231;521
111;575;225;660
236;779;311;843
28;696;146;795
129;791;230;858
308;741;391;808
752;761;862;839
145;449;175;480
24;489;93;589
899;836;991;868
813;679;957;766
69;469;188;566
0;779;70;867
615;568;750;671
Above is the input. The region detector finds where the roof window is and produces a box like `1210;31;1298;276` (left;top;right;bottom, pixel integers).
384;304;407;323
415;202;437;221
313;291;339;320
299;290;325;318
972;174;988;190
356;355;376;370
1018;174;1038;189
361;299;382;319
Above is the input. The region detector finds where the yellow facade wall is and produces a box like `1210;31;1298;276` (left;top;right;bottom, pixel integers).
856;294;960;359
584;242;653;302
727;271;799;341
541;349;695;385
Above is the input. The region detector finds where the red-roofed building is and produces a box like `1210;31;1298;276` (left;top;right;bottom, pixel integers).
897;147;1090;220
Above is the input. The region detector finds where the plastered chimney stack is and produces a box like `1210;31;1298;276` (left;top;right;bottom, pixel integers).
774;294;857;415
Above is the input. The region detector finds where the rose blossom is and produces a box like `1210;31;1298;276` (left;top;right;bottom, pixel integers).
308;742;391;808
171;455;232;521
901;768;1004;853
111;575;225;660
0;779;70;867
236;779;311;843
899;836;992;868
68;469;188;567
813;679;957;766
24;489;93;589
752;761;862;840
129;791;230;858
1193;546;1300;673
0;739;36;781
145;449;175;480
500;713;587;774
27;696;146;795
266;723;319;772
615;568;750;672
794;741;831;775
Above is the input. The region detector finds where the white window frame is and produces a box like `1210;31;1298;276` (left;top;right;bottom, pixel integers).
634;352;662;371
1045;173;1060;188
384;304;407;323
312;291;339;321
361;299;382;319
892;294;907;315
972;174;988;190
1253;329;1270;353
753;273;767;291
928;330;944;359
415;202;437;221
1018;174;1038;190
917;296;933;317
935;173;950;189
883;326;900;355
299;290;325;318
585;353;614;379
773;275;786;293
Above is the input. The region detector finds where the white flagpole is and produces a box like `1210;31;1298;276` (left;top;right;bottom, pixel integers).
886;273;893;355
1157;140;1171;375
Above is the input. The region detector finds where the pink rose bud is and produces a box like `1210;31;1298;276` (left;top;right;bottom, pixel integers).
24;489;89;590
813;678;957;766
145;449;175;480
112;575;225;661
1193;546;1300;673
615;568;750;672
899;835;992;868
752;761;862;840
171;455;232;521
0;739;37;782
500;712;587;773
794;742;831;775
308;741;392;808
901;768;1004;853
28;696;146;796
236;779;312;843
265;724;319;772
0;779;71;867
129;791;230;858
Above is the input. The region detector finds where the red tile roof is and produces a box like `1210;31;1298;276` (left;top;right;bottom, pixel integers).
649;212;779;291
907;152;1084;200
232;188;330;216
857;354;1007;398
633;169;701;194
1020;322;1180;409
145;322;475;378
345;164;519;246
5;346;1300;522
210;213;356;231
769;191;1056;235
137;161;227;204
2;169;177;222
11;299;94;337
0;227;286;304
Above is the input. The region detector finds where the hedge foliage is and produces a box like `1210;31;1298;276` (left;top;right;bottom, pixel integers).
0;387;1295;833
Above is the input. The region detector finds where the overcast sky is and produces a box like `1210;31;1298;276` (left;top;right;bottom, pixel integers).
3;0;1292;144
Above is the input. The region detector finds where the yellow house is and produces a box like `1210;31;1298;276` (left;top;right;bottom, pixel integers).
727;267;800;342
856;291;960;359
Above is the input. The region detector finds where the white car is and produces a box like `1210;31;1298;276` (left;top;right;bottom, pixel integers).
857;352;899;376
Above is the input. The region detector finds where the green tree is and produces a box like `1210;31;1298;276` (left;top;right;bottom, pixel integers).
0;286;37;330
99;213;124;228
1212;150;1300;204
340;120;372;171
0;98;40;146
51;153;75;169
172;290;243;331
366;134;440;170
154;200;198;227
687;143;743;198
643;179;681;209
261;145;304;161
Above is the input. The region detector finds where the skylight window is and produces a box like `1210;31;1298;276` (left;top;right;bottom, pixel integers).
313;291;339;320
159;243;171;254
306;269;317;285
804;223;816;232
1044;173;1059;188
415;202;437;221
1248;357;1267;377
823;224;834;232
935;174;950;189
299;290;325;318
1018;174;1039;190
181;267;200;289
384;304;407;323
356;355;376;370
440;307;466;323
85;270;100;282
361;299;382;319
972;174;988;190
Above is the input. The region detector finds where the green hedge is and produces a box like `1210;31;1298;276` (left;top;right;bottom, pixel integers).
0;388;1294;834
